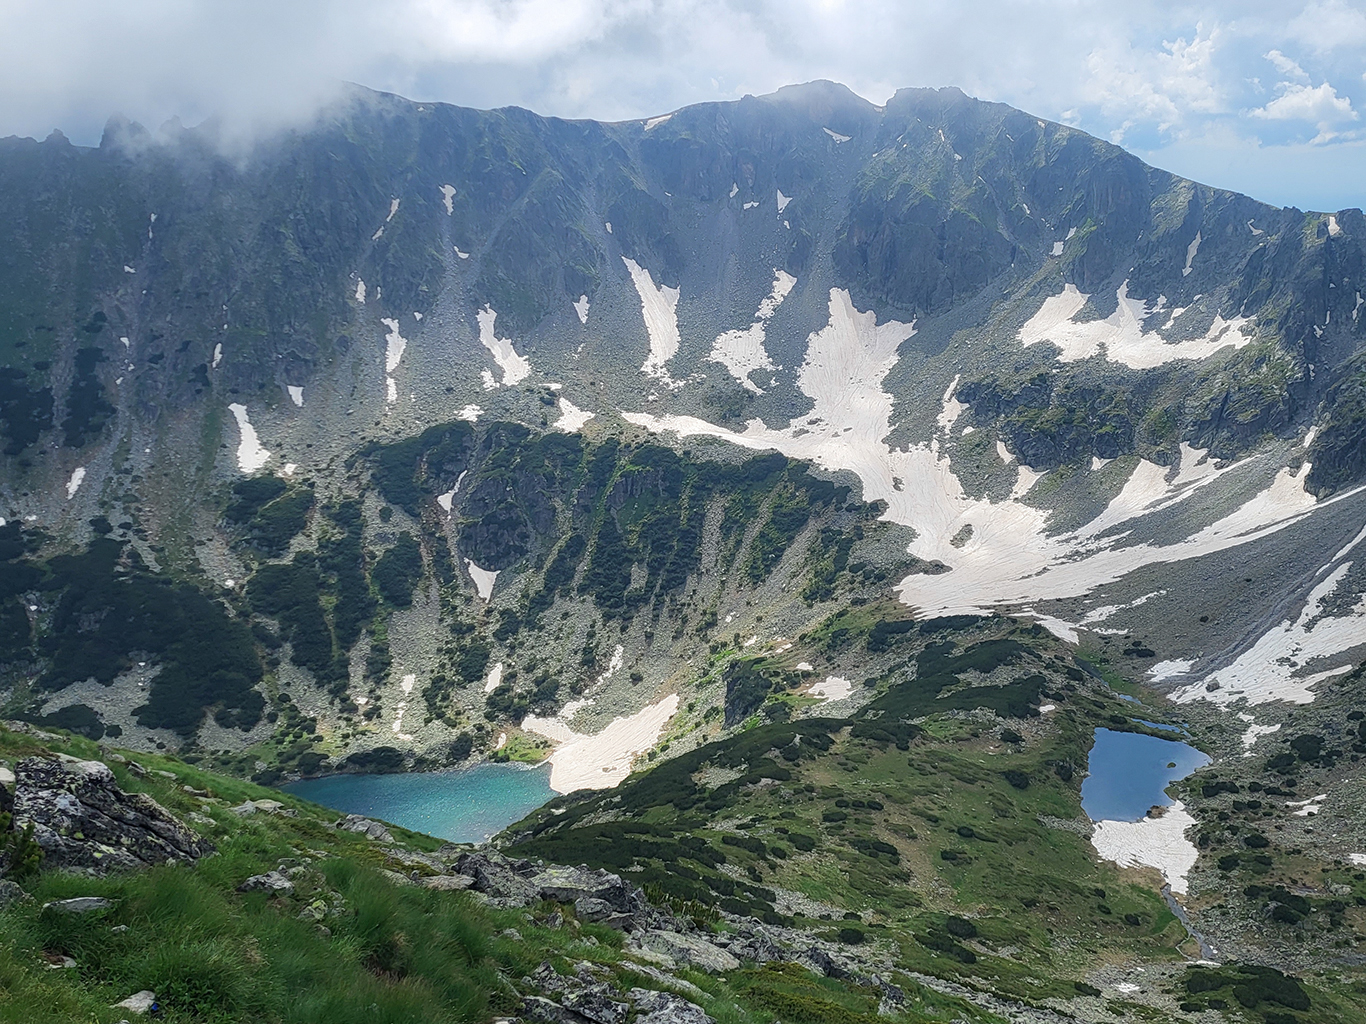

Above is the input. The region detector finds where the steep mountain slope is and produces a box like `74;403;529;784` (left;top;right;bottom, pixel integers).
2;79;1366;1022
1;83;1363;739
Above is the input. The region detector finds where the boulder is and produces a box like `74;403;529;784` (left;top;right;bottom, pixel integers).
0;879;29;909
42;896;114;914
337;814;395;843
629;990;715;1024
237;871;295;896
113;991;158;1014
421;874;476;891
522;994;589;1024
455;851;541;905
12;757;212;873
629;930;739;973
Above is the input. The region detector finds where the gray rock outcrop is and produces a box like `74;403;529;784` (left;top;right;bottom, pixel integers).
337;814;395;843
12;757;212;874
238;871;296;896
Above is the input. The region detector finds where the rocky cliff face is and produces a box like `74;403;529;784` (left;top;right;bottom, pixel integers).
0;81;1362;776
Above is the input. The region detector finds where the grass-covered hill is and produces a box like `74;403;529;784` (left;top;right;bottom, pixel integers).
5;609;1366;1024
0;419;916;776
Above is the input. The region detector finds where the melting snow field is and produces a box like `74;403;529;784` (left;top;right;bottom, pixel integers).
573;295;590;324
1019;282;1251;368
476;307;531;386
623;257;681;382
808;676;853;702
380;318;408;405
555;398;594;432
1091;802;1200;895
627;286;1364;706
227;404;271;473
465;560;499;601
522;694;680;793
709;270;795;393
287;386;304;407
65;467;86;499
1173;549;1366;707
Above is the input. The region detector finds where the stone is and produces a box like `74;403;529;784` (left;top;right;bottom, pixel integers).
237;871;295;896
628;990;715;1024
522;994;587;1024
338;814;394;843
622;964;707;1002
42;896;114;914
629;931;739;973
456;851;541;905
421;874;476;891
13;757;212;874
0;765;15;787
113;991;158;1014
0;879;29;909
43;953;77;969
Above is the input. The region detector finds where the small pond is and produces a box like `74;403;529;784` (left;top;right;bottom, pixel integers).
282;761;555;844
1081;727;1210;822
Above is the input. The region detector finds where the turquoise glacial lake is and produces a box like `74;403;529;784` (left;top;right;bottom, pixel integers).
282;762;555;844
1081;727;1210;822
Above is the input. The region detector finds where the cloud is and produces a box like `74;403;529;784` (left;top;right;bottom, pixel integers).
1288;0;1366;51
1265;49;1309;80
0;1;1360;208
1252;81;1357;124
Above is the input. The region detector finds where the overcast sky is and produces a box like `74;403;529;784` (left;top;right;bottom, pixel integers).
2;0;1364;211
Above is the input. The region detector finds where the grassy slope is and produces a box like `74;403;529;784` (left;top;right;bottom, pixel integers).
509;618;1366;1023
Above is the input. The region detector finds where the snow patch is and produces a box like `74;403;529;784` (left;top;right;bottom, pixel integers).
1239;716;1281;755
1182;231;1201;276
522;694;679;793
381;318;408;374
287;386;303;407
1028;614;1079;644
457;404;482;422
936;374;965;432
1287;794;1327;816
484;662;504;694
709;269;795;393
1174;555;1366;707
1327;214;1342;237
1148;659;1194;682
211;343;222;369
466;560;499;601
644;114;672;130
440;184;456;214
436;470;467;513
1091;801;1200;894
742;201;759;210
623;257;682;383
65;467;86;499
823;127;851;143
455;248;470;259
355;279;366;304
555;398;594;432
776;189;792;212
476;306;532;386
573;295;590;324
227;404;271;473
1051;241;1065;256
808;676;852;702
1019;281;1251;368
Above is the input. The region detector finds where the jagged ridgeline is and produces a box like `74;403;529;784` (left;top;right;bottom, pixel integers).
0;420;906;747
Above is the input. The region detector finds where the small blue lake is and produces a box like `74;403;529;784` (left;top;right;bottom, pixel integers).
1081;728;1210;823
281;762;555;844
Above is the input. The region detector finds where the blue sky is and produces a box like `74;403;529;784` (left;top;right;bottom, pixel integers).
1;0;1363;210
